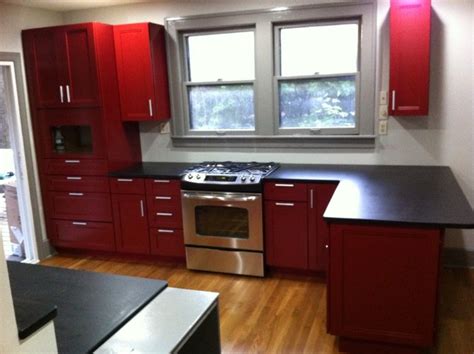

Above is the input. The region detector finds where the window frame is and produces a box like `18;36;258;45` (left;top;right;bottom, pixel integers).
274;19;361;136
166;1;377;148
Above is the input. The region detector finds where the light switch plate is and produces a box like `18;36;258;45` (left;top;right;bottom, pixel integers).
380;91;387;105
378;120;388;135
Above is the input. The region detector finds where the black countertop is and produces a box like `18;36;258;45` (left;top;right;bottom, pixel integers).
8;262;167;353
13;296;57;340
110;162;474;228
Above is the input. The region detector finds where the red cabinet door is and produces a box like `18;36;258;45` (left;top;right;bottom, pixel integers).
114;23;170;121
328;223;442;347
57;23;100;107
150;228;185;258
22;28;63;108
389;0;431;116
264;201;308;269
51;220;115;251
308;183;338;271
112;194;150;254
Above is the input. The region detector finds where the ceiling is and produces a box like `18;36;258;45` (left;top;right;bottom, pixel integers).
1;0;154;12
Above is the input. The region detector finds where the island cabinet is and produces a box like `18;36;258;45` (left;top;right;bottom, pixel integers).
389;0;431;116
264;181;337;271
22;23;100;108
327;223;443;353
111;178;150;254
113;23;170;121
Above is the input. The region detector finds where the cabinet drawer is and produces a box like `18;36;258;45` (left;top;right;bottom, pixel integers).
264;182;307;202
48;192;112;221
147;194;181;211
145;179;181;196
148;204;182;229
150;228;185;258
51;219;115;251
110;178;145;194
46;175;109;193
44;159;108;176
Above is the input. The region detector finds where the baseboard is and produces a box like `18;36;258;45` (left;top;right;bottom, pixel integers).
443;248;474;268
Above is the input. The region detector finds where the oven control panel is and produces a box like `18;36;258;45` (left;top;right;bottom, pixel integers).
183;173;262;185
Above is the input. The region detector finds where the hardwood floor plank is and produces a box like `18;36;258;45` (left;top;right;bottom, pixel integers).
39;254;473;354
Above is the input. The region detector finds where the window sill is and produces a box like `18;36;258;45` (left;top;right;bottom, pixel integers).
171;135;376;149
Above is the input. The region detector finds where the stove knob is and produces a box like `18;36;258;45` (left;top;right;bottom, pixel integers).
188;174;193;180
250;176;256;182
196;174;201;180
241;176;247;181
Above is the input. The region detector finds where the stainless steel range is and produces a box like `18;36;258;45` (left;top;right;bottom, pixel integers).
181;162;279;277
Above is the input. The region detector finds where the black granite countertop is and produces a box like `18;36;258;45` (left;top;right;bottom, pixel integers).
13;296;57;340
110;162;474;228
8;262;167;354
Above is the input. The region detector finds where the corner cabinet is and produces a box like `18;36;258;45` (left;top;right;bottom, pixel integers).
113;23;170;121
389;0;431;116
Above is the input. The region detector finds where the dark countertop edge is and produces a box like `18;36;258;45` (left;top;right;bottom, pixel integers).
323;216;474;229
15;301;58;340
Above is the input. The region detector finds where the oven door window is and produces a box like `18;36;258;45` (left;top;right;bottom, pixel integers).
195;206;249;239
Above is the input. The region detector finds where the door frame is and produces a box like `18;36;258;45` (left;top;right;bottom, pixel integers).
0;52;48;262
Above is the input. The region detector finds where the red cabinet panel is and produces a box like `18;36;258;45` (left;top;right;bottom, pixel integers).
264;201;308;269
46;175;109;193
264;182;307;202
109;178;145;194
44;159;108;176
112;194;150;254
48;191;112;222
114;23;170;121
51;219;115;251
308;183;338;271
148;203;182;229
145;179;181;196
389;0;431;116
328;223;442;347
150;228;185;258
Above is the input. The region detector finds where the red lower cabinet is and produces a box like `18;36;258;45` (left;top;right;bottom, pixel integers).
112;193;150;254
150;228;185;258
51;219;115;251
328;223;442;350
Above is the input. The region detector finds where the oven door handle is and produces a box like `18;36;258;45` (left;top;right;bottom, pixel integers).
181;192;259;203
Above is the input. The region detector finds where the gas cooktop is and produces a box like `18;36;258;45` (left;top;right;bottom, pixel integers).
181;161;279;192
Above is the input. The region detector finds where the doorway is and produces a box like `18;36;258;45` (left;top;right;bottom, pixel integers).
0;57;40;262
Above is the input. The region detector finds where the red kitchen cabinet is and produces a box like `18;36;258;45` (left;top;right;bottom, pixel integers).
113;23;170;121
308;183;338;271
389;0;431;116
150;228;185;258
264;200;308;269
328;223;442;351
51;219;115;251
22;23;100;108
112;194;150;254
48;191;112;222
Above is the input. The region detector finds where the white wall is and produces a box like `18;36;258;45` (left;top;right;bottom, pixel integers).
62;0;474;251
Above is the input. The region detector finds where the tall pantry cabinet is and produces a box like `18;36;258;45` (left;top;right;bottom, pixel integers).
22;23;142;251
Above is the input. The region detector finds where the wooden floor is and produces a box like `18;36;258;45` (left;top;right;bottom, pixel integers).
40;254;473;354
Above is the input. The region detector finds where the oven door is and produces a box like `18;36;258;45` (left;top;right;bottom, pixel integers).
181;191;263;251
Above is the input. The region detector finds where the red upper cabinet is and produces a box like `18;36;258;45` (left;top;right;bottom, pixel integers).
23;23;101;108
389;0;431;116
113;23;170;121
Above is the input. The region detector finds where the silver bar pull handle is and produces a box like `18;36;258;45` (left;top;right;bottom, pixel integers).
72;221;87;226
391;90;396;111
66;176;82;180
325;245;329;249
66;85;71;103
158;229;174;234
310;189;314;209
140;200;144;217
154;179;170;183
68;192;84;196
275;183;294;188
59;85;64;103
156;212;173;216
65;160;80;164
148;99;153;117
155;196;172;200
117;178;133;182
275;202;294;207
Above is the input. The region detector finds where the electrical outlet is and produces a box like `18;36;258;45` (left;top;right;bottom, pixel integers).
380;91;387;105
378;120;388;135
379;105;388;119
160;122;170;134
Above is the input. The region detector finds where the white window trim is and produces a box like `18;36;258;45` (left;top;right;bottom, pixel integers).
165;1;377;148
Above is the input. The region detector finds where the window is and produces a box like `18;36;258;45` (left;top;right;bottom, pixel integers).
166;2;376;147
184;30;255;132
